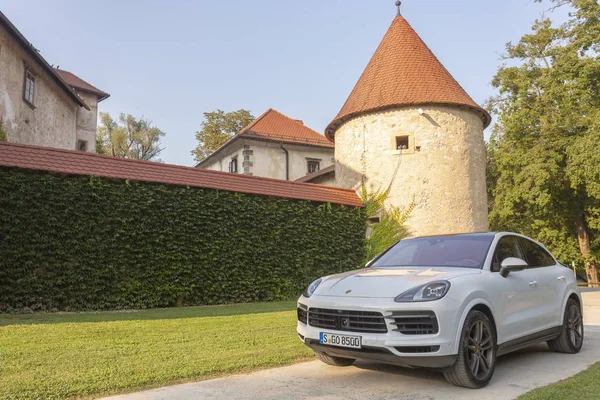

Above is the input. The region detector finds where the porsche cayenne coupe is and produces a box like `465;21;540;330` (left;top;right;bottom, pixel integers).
296;232;583;388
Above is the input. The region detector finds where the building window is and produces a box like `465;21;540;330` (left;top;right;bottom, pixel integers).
23;69;35;107
395;136;409;150
229;157;238;173
307;159;320;174
77;140;87;152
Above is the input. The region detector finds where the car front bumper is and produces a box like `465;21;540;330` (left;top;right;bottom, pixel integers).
297;294;462;369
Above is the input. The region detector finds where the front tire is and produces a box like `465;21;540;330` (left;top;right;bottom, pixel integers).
547;298;584;354
314;352;355;366
444;310;496;388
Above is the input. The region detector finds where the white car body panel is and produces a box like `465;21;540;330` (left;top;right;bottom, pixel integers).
297;232;581;370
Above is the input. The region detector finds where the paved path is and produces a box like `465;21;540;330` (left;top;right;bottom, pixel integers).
104;292;600;400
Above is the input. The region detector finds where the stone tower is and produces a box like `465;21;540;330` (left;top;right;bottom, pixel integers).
325;9;491;237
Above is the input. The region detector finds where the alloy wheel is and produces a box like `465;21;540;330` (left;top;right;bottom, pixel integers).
466;320;494;380
567;304;583;349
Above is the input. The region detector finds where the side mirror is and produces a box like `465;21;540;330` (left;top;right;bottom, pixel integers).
499;257;528;278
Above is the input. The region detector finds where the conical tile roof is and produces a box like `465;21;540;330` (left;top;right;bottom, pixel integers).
325;16;491;140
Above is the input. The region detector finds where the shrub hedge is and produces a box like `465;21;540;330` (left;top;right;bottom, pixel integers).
0;168;366;312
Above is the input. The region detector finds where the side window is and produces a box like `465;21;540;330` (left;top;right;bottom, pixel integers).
491;236;523;272
518;238;555;268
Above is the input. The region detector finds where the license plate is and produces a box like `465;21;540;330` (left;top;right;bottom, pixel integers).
319;332;362;349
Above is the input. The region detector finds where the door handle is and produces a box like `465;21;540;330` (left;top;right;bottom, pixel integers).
529;281;538;287
557;276;565;281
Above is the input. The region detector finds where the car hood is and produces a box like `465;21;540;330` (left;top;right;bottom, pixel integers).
313;267;480;298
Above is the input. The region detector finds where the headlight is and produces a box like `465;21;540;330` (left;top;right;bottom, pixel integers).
303;278;322;298
394;280;451;302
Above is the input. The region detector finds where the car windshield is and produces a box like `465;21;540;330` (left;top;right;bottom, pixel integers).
372;234;495;269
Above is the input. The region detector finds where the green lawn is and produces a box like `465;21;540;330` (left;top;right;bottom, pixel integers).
0;301;313;400
518;361;600;400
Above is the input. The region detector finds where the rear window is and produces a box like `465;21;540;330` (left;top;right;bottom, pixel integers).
518;237;555;268
372;235;494;269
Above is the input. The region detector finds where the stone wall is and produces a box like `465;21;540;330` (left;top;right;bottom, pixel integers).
0;23;79;150
202;138;334;181
334;105;488;236
75;91;99;153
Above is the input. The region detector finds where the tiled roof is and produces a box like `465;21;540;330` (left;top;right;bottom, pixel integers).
0;143;362;207
0;11;89;110
196;108;334;168
295;164;335;183
241;109;334;148
325;16;491;139
54;69;110;102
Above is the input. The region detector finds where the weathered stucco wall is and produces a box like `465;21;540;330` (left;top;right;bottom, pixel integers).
334;106;488;236
0;23;78;150
202;138;334;181
75;91;99;152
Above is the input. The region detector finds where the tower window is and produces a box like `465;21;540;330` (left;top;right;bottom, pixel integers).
395;136;409;150
77;140;87;152
229;156;238;173
307;159;320;174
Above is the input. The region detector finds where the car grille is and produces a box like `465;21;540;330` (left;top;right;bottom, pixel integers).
307;308;388;333
297;307;308;324
394;345;440;353
387;311;438;335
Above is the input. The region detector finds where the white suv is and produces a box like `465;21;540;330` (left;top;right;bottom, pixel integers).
297;232;583;388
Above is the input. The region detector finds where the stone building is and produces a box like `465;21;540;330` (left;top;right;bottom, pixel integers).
308;8;491;236
0;11;109;153
197;108;334;181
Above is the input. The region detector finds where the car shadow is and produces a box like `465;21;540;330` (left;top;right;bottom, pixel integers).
351;342;556;382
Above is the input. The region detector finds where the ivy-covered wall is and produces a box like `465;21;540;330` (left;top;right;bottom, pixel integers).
0;168;366;312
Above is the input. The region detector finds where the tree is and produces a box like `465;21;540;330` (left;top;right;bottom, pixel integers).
360;183;413;263
192;109;255;163
96;113;165;161
487;0;600;285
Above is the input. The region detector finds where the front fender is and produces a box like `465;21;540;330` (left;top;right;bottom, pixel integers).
451;293;498;352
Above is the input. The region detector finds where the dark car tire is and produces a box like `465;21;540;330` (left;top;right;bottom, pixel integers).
314;352;355;366
443;310;497;389
547;298;584;354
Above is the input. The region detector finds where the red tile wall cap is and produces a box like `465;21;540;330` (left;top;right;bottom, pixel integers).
0;142;362;207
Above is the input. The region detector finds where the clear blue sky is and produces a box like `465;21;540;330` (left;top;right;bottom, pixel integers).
1;0;569;166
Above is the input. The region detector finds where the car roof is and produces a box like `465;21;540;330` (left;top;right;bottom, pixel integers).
403;232;497;240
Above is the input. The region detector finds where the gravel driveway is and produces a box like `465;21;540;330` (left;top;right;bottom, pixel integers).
103;292;600;400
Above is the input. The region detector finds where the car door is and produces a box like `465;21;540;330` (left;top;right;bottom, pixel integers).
488;235;544;343
518;237;566;329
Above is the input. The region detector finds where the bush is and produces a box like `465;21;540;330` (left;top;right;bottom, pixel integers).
361;184;413;263
0;168;366;312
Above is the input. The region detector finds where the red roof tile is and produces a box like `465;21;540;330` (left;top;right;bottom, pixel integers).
241;109;333;148
54;68;110;101
325;16;491;139
0;143;362;207
295;164;335;183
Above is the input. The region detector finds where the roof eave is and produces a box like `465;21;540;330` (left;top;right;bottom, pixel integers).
325;102;492;141
0;11;90;110
72;86;111;102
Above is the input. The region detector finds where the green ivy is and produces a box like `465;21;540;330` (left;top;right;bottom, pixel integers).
0;119;5;142
0;168;366;312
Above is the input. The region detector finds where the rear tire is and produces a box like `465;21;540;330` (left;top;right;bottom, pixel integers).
547;298;583;354
314;352;355;366
443;310;496;389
